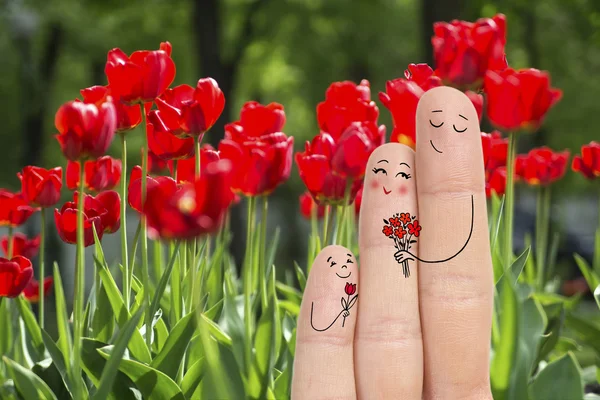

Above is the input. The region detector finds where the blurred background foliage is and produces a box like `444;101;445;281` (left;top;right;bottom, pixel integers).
0;0;598;278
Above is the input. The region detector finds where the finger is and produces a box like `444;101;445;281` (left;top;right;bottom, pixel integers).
355;143;423;399
415;86;494;399
292;245;359;400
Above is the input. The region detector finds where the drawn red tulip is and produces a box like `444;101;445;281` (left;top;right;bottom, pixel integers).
345;282;357;296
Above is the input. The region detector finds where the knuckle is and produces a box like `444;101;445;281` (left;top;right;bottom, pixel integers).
355;314;421;347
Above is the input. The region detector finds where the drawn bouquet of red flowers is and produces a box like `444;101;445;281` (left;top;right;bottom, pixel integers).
382;213;422;278
341;282;358;327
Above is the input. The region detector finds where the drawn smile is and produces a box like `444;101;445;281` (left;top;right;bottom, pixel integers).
336;271;351;279
383;186;391;195
430;140;443;154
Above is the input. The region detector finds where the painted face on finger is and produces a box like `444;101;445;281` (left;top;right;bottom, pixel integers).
364;143;414;203
326;253;355;279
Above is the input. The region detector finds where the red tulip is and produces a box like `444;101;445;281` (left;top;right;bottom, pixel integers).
299;192;325;220
0;256;33;298
354;186;363;216
466;91;484;121
155;78;225;138
515;147;570;186
105;42;176;105
55;96;117;161
572;141;600;180
54;194;106;247
128;166;177;213
219;102;294;196
344;282;357;296
331;122;386;180
1;233;40;259
18;166;63;207
433;14;508;88
486;167;507;198
23;277;53;303
485;68;562;132
148;150;169;175
143;160;234;239
147;112;195;160
317;80;378;140
404;63;443;91
92;191;121;234
0;190;38;227
168;144;220;184
295;133;363;204
80;85;143;133
379;79;424;149
67;156;121;192
481;131;508;173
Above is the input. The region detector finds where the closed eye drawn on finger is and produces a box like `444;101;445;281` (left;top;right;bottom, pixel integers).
453;124;467;133
396;172;411;179
372;167;387;175
430;120;444;128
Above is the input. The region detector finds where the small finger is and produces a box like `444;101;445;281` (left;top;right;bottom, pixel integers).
355;143;423;399
415;86;494;399
292;245;359;400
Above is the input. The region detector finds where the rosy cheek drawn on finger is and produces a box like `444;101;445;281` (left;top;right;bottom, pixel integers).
310;253;359;332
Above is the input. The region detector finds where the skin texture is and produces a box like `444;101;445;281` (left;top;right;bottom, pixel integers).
415;86;493;400
292;86;493;400
355;143;423;399
292;245;359;400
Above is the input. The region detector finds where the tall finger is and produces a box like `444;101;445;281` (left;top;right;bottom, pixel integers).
415;86;494;399
355;143;423;399
292;245;360;400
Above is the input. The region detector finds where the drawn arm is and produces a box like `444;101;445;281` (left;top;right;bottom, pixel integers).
310;302;345;332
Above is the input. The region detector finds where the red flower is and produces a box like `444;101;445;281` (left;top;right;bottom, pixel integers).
399;213;411;225
344;282;357;296
485;68;562;132
394;228;407;239
481;131;508;172
404;63;443;91
295;133;363;204
167;144;221;184
23;277;53;303
1;233;40;259
515;147;570;186
155;78;225;138
143;160;234;239
148;150;169;175
0;190;38;227
18;166;63;207
55;96;117;161
407;220;422;237
219;102;294;196
331;122;386;180
127;166;177;213
572;141;600;180
317;80;378;140
383;225;394;237
486;166;507;198
379;79;424;149
433;14;508;88
299;192;325;220
105;42;176;105
466;91;484;121
354;186;363;216
92;191;121;234
147;111;195;160
66;156;121;192
80;85;143;133
54;195;105;247
389;217;401;227
0;256;33;298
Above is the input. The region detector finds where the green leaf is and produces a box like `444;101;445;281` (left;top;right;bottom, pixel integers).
265;227;281;277
53;263;72;373
279;300;300;317
491;276;519;400
151;310;197;380
204;298;223;321
495;247;530;286
97;350;185;400
14;296;44;359
294;261;306;292
0;297;13;357
41;330;77;397
92;279;115;343
536;307;566;366
565;314;600;355
273;359;292;399
575;253;599;292
3;356;58;400
200;314;232;347
31;359;72;400
80;339;138;400
275;282;302;304
529;353;583;400
149;240;181;322
594;228;600;274
93;305;145;400
153;316;169;354
95;256;151;363
595;285;600;310
251;294;276;398
181;358;204;399
220;282;246;373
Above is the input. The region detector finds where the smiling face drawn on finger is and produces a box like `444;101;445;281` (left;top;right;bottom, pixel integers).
326;253;355;279
363;143;415;205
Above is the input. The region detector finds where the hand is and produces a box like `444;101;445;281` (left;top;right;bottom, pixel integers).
292;88;493;400
394;250;414;263
342;310;350;318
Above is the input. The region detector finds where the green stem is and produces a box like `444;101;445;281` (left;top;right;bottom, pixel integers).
504;132;518;270
243;197;256;377
7;226;14;259
39;208;46;328
73;160;86;397
153;240;163;283
120;133;130;308
139;104;151;347
332;205;344;245
536;186;551;291
259;196;268;309
195;136;201;178
322;205;331;246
